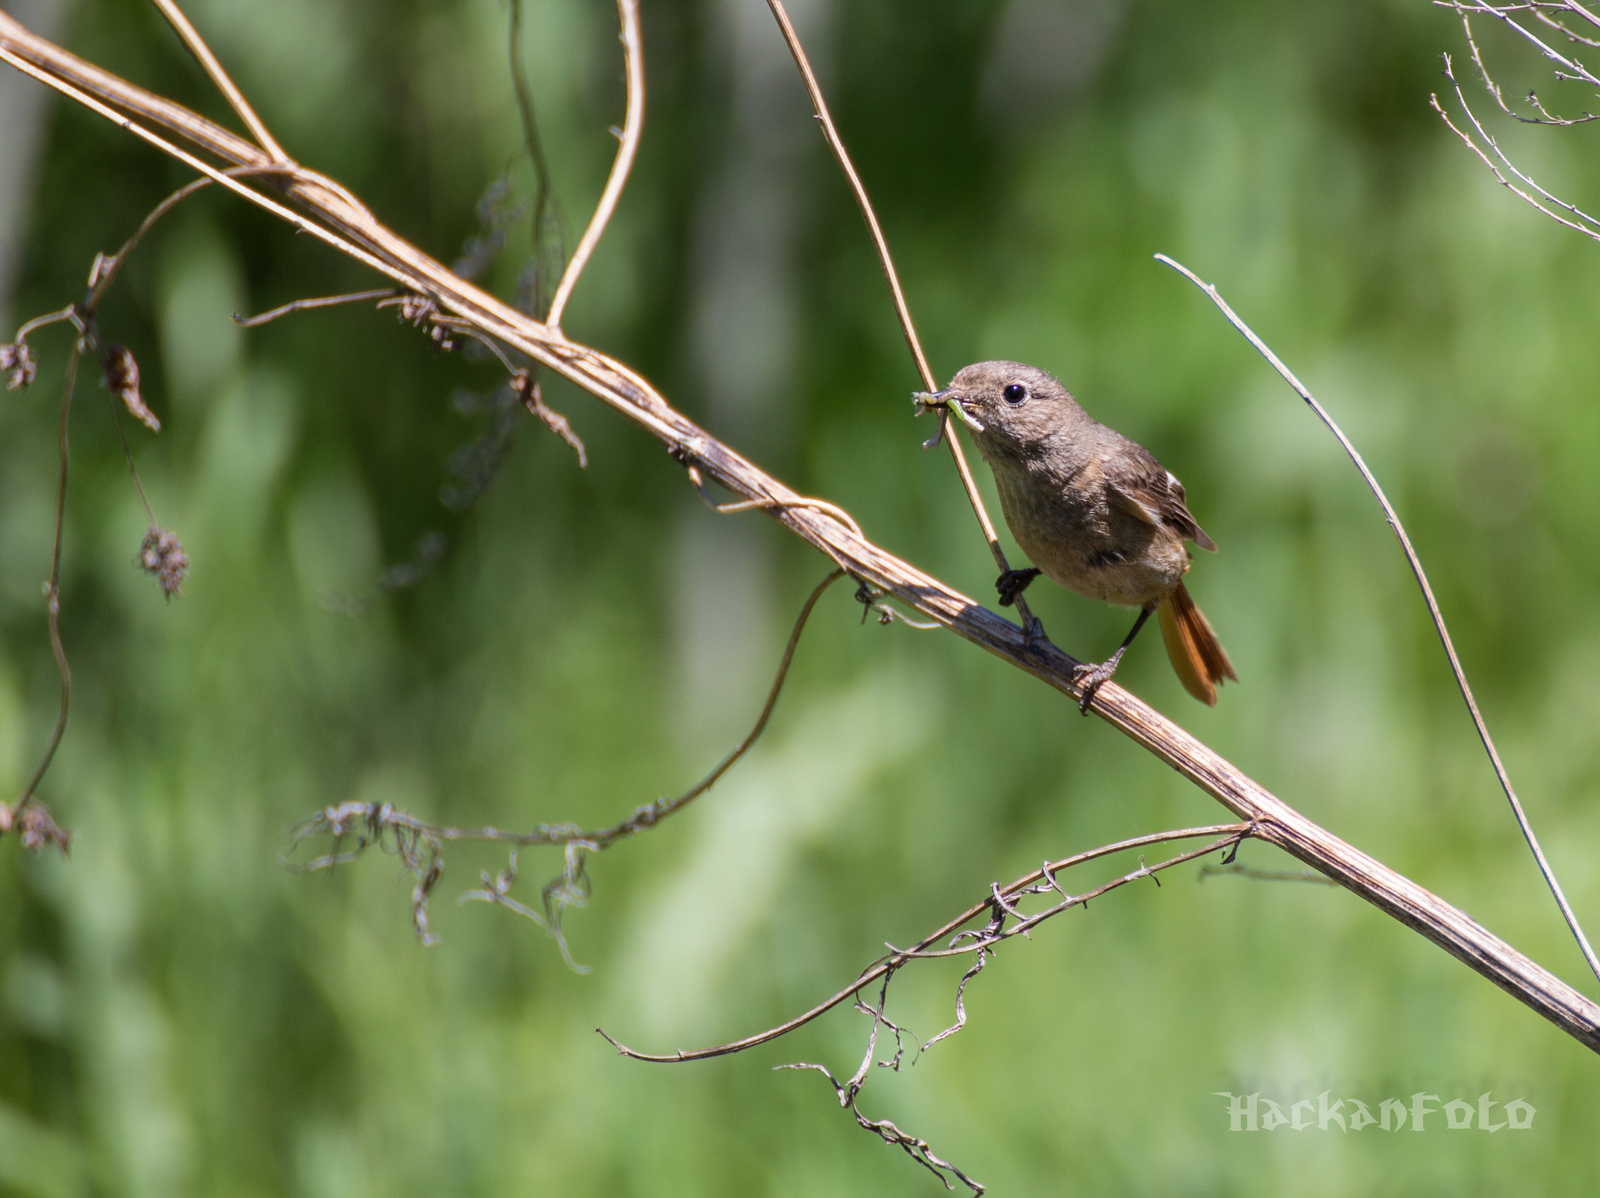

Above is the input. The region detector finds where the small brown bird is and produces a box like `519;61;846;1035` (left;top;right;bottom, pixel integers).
919;360;1236;711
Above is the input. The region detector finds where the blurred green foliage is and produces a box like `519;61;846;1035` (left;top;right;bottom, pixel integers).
3;0;1600;1194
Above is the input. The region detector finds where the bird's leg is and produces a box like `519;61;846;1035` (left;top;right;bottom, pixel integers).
997;568;1046;649
1074;604;1154;715
1017;602;1047;650
996;568;1040;608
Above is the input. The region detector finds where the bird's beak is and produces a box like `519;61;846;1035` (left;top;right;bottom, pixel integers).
912;388;986;433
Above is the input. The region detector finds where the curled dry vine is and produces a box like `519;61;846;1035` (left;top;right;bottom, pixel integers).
285;567;851;959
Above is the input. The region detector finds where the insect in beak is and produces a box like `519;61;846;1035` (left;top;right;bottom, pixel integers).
912;388;986;434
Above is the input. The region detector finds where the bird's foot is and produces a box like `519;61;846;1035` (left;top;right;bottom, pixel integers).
996;567;1040;608
1073;647;1130;716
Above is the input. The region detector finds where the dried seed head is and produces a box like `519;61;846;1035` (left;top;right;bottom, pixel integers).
2;341;37;391
389;295;454;349
139;526;189;598
397;294;436;326
17;803;71;856
102;343;160;431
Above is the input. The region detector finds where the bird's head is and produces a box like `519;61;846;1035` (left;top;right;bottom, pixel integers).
915;360;1085;460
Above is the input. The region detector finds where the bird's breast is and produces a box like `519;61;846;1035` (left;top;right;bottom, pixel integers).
990;456;1189;608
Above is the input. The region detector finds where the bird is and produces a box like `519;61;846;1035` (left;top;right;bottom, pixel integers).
917;360;1236;712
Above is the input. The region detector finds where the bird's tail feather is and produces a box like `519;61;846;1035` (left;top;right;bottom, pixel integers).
1157;582;1237;706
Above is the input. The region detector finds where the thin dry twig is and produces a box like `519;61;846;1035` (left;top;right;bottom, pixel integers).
150;0;289;162
762;0;932;389
1199;861;1340;886
761;0;1041;636
9;306;80;345
1447;3;1600;121
852;579;943;630
544;0;643;330
5;11;1599;1052
85;164;302;304
234;288;399;328
1156;252;1600;985
778;1052;985;1195
685;461;863;538
1429;4;1600;239
1435;1;1600;89
507;0;566;317
458;847;593;971
512;369;588;465
13;327;85;823
3;161;287;818
686;449;922;617
600;824;1247;1192
1432;53;1600;242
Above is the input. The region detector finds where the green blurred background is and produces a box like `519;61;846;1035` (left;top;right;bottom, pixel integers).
3;0;1599;1193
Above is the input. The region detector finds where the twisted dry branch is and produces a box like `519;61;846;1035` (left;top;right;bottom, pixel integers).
3;10;1598;1052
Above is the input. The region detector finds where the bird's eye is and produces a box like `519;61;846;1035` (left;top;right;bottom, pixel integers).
1003;383;1027;404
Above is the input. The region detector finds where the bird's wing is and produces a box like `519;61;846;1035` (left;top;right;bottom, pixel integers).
1102;437;1218;552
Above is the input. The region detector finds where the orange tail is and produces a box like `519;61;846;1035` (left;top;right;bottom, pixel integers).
1157;582;1237;706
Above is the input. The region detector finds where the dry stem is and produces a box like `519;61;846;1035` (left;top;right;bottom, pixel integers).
4;161;280;824
1432;53;1600;242
286;569;848;952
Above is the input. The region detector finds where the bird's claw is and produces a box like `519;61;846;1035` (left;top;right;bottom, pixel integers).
1073;648;1128;716
996;567;1040;608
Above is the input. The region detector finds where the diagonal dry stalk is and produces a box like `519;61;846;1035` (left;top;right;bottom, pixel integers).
3;10;1599;1053
602;825;1253;1193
